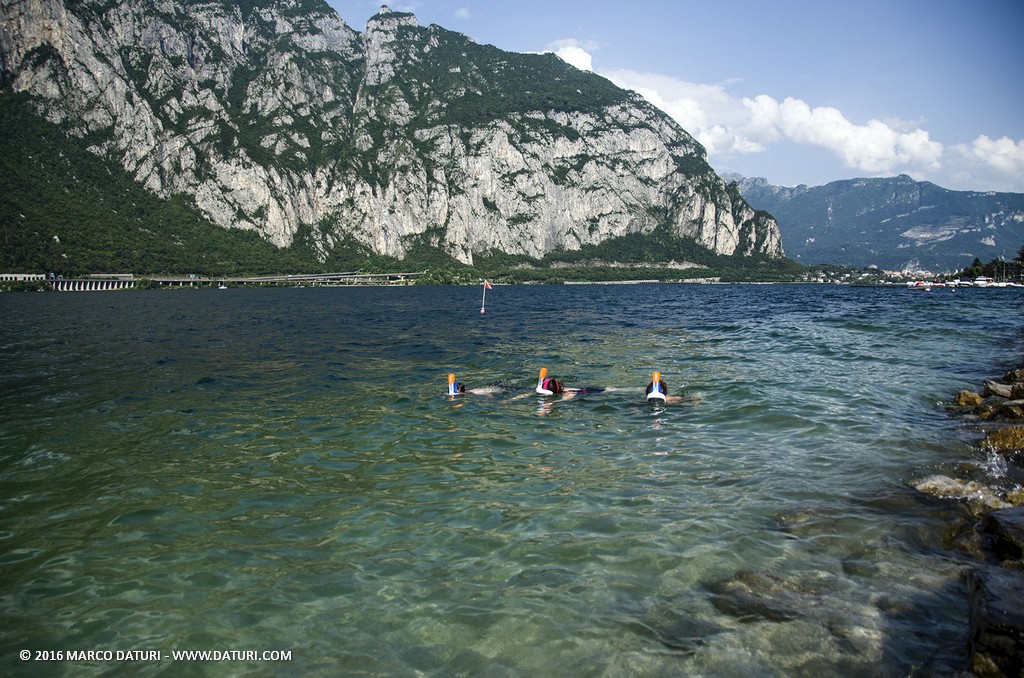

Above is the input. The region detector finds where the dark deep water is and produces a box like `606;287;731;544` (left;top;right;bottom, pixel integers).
1;283;1020;675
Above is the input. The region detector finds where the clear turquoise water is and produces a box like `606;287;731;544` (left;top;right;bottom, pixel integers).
1;284;1020;676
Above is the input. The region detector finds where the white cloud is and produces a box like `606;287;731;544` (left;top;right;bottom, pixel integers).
944;135;1024;192
547;39;594;72
958;135;1024;176
605;66;944;177
454;7;471;20
555;46;593;71
771;97;943;174
547;43;1024;191
601;71;749;151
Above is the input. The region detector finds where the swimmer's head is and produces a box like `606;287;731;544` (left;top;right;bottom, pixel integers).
646;372;668;402
447;373;465;396
541;377;564;394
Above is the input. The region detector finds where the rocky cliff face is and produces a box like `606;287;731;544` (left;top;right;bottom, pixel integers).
1;0;783;264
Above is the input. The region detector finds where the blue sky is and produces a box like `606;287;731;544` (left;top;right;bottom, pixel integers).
326;0;1024;193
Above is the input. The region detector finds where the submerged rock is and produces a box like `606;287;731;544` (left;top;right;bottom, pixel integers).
633;597;724;654
939;513;989;559
908;475;1012;512
948;371;1024;677
981;507;1024;563
707;569;889;659
708;570;809;623
968;566;1024;678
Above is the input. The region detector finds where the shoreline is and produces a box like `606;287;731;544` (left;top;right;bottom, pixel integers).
913;367;1024;676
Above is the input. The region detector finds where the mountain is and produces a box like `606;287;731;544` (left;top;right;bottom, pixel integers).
722;174;810;214
731;174;1024;273
0;0;782;272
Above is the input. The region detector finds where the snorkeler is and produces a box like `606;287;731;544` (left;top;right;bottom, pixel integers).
645;371;689;405
446;373;504;396
447;373;466;396
532;367;605;400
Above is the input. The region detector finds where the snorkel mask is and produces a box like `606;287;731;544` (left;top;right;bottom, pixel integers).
646;371;667;402
447;373;462;396
535;368;555;395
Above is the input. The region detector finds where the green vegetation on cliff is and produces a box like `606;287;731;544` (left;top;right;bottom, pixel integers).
0;93;324;276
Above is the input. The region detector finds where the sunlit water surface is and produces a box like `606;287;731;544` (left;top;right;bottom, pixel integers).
1;284;1020;676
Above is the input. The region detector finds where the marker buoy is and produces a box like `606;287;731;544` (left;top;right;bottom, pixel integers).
480;279;491;313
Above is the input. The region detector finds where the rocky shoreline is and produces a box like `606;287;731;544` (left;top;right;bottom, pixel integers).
910;367;1024;677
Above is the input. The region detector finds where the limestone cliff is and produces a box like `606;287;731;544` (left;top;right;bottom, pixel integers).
0;0;784;264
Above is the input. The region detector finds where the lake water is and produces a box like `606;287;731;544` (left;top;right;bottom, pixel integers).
1;283;1020;676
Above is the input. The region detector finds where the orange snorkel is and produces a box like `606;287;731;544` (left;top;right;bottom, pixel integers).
535;367;554;395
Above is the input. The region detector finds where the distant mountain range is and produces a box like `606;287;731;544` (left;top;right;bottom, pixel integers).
729;174;1024;273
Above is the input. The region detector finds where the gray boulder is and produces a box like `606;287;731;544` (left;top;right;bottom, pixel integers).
981;506;1024;563
968;566;1024;677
